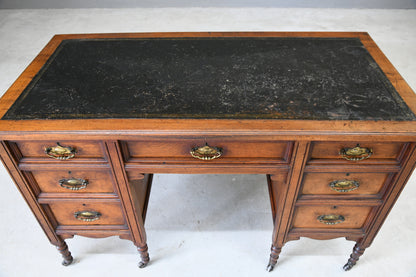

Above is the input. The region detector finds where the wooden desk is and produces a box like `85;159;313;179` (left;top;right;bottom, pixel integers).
0;32;415;271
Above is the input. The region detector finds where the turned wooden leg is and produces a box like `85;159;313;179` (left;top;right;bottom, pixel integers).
137;244;150;268
267;245;282;272
56;241;73;266
343;243;366;271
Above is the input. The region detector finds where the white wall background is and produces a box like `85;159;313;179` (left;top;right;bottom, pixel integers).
1;0;416;9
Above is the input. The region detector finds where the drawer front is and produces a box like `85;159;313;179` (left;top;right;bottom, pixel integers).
292;205;372;229
31;170;115;193
13;141;105;160
301;172;390;195
309;141;405;162
47;202;125;226
123;139;291;162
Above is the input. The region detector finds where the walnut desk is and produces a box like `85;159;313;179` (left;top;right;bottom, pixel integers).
1;32;416;272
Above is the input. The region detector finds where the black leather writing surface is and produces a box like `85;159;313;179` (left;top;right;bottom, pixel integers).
3;37;415;120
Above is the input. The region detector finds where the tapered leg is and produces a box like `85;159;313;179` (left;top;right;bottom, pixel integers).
137;244;150;268
56;241;73;266
343;243;366;271
267;245;282;272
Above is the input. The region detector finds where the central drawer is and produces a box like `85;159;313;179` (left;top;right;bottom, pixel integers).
122;138;292;163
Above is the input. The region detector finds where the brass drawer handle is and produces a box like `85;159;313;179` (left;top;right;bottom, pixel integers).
190;143;222;160
59;178;88;191
329;180;360;193
74;211;101;222
45;143;76;160
339;144;372;161
317;214;345;225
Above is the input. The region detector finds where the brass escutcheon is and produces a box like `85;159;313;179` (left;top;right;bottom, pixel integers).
190;143;222;160
59;178;88;191
317;214;345;225
329;179;360;193
340;144;372;161
45;142;76;160
74;211;101;222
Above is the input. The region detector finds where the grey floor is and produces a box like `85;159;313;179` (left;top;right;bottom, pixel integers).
0;8;416;277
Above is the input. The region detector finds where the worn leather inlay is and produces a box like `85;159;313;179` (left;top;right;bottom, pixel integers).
3;37;415;120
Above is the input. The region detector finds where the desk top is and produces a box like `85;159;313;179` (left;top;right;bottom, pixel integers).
0;32;415;136
2;36;415;121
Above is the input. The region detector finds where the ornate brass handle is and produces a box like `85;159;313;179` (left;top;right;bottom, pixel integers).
317;214;345;225
45;143;76;160
74;211;101;222
339;144;372;161
59;178;88;191
329;180;360;193
190;143;222;160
